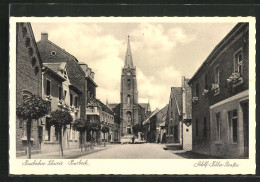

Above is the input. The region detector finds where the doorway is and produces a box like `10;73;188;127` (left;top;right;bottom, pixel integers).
241;101;249;157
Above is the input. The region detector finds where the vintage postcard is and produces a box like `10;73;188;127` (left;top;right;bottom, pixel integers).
9;17;256;175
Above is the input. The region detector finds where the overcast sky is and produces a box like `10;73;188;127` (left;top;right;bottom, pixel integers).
31;22;237;111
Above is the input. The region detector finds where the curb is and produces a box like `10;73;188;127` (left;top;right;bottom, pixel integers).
63;147;109;159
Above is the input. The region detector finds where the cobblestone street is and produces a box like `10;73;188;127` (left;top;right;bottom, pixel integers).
76;143;185;159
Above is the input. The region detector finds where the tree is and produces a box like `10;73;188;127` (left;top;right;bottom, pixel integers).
101;126;109;147
72;119;88;152
89;122;101;145
16;92;50;159
50;110;72;156
132;123;142;136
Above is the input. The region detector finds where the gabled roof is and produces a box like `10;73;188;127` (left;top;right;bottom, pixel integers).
107;103;119;110
139;103;151;113
171;87;182;116
37;38;86;77
96;99;114;115
43;62;66;73
43;63;66;82
143;108;160;125
87;99;100;107
159;104;168;116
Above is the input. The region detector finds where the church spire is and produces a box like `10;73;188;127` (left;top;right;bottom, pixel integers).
124;35;134;68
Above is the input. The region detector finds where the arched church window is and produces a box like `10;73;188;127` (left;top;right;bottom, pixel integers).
127;79;131;89
127;95;130;105
126;111;132;125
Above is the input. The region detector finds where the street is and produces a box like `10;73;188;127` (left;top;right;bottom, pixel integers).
76;143;185;159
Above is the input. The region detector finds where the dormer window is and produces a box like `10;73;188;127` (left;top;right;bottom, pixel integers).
51;51;56;56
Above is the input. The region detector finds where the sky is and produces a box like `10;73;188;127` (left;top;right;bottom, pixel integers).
31;21;237;111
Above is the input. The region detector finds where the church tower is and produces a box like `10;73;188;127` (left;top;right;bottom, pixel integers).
120;36;139;135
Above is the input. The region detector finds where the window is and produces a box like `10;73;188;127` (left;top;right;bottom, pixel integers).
170;126;173;134
205;73;208;90
214;65;220;85
234;50;243;76
195;119;198;137
70;94;73;106
45;117;51;141
229;110;238;143
127;95;130;105
58;86;62;100
74;96;78;108
203;117;207;138
46;79;51;96
195;83;199;97
127;79;131;89
216;113;221;140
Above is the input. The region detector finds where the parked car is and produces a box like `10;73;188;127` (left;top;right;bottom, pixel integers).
134;138;146;144
120;135;133;144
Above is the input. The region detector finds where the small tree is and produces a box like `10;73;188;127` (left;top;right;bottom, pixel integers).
101;126;109;147
16;92;50;159
89;122;101;145
50;110;72;156
72;119;88;152
132;123;142;137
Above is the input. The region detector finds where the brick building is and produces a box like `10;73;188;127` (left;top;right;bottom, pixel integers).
96;99;118;143
16;23;43;152
143;106;167;143
188;23;249;158
165;76;192;150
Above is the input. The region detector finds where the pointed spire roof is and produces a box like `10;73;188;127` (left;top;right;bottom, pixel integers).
124;36;134;68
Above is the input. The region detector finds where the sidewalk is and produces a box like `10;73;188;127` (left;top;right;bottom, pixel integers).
17;144;117;159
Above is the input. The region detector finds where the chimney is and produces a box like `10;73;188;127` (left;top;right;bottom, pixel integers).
41;32;48;41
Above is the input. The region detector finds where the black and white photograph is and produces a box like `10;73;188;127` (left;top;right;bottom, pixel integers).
9;17;256;175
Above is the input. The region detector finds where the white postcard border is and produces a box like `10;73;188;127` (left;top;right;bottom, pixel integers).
9;17;256;175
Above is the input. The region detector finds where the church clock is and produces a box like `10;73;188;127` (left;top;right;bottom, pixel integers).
127;71;131;76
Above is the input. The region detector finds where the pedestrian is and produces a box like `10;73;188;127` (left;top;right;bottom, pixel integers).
132;136;135;144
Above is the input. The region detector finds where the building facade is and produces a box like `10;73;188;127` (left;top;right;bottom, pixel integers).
165;77;192;150
188;23;249;158
16;22;43;152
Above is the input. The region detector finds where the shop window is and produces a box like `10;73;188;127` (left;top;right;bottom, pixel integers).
216;112;221;140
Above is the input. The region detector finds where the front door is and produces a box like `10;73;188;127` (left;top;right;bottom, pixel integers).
127;127;131;134
242;101;249;157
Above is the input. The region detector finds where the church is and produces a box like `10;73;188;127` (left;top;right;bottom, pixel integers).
108;37;151;136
